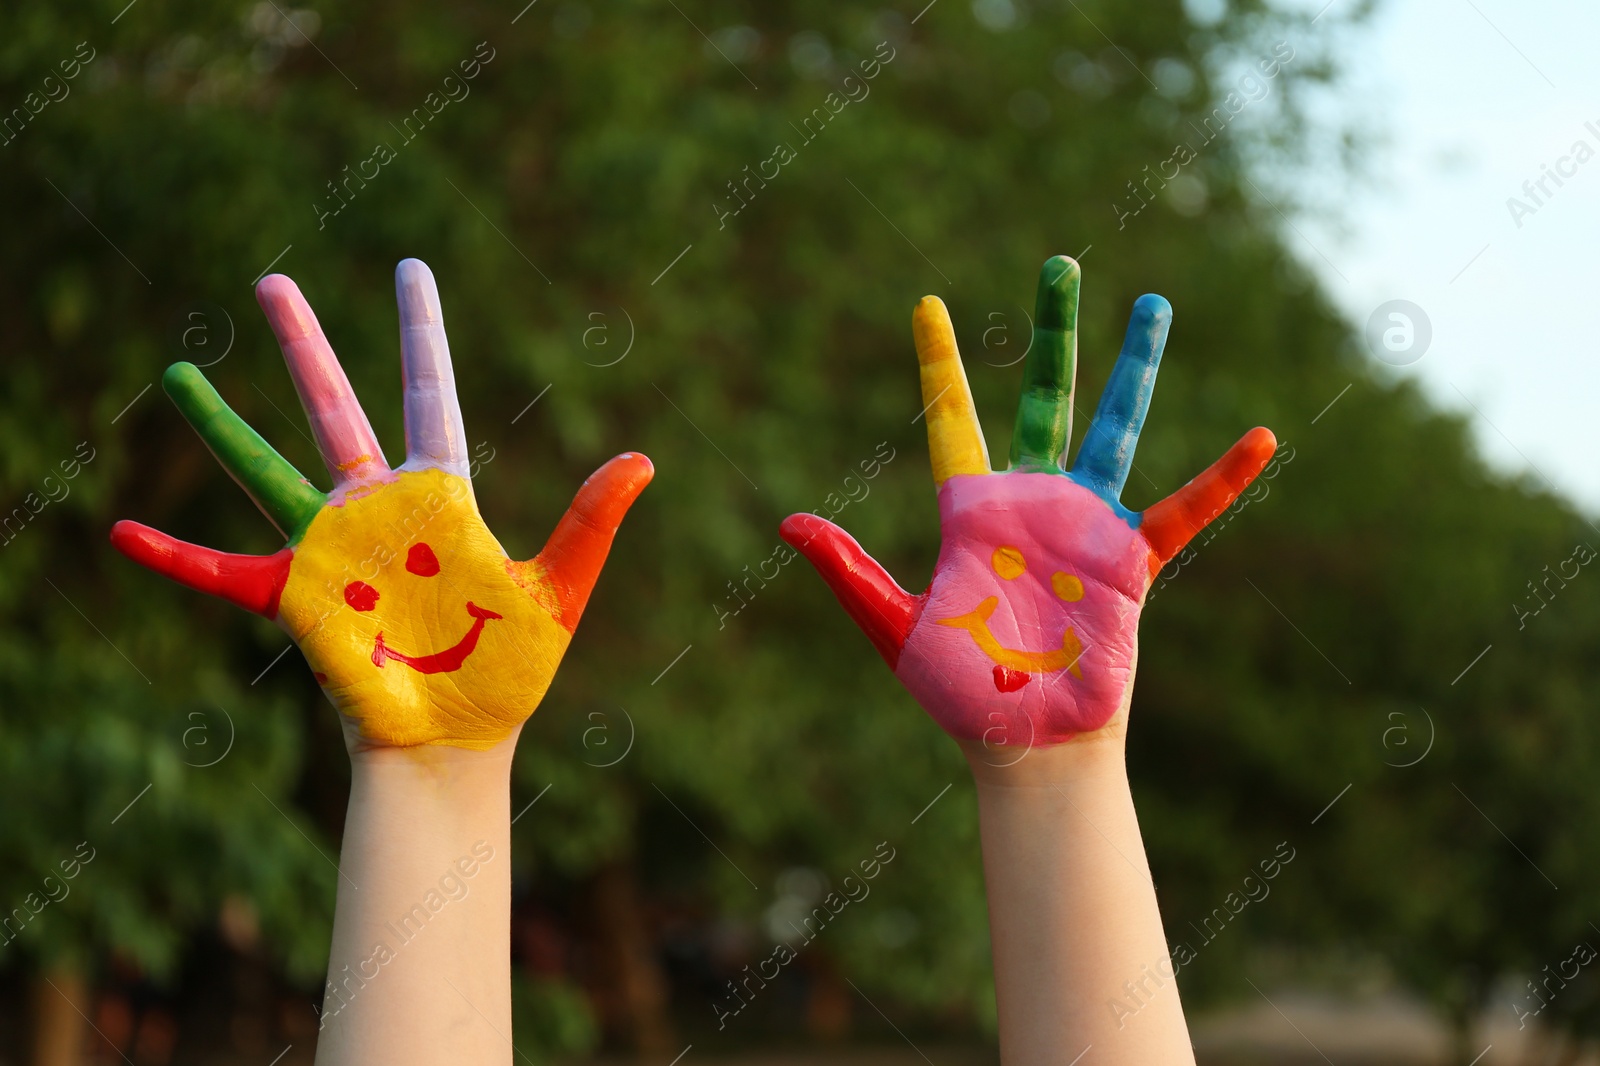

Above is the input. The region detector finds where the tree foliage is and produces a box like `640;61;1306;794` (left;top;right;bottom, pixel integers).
1;0;1596;1059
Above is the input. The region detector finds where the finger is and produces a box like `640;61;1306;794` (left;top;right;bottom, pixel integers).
1139;427;1277;567
110;521;294;618
396;259;470;476
162;363;323;540
779;513;921;669
912;296;990;489
1009;255;1080;471
1071;294;1172;501
528;453;654;633
255;274;389;486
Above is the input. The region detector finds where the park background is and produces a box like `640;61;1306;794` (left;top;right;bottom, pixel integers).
4;0;1600;1063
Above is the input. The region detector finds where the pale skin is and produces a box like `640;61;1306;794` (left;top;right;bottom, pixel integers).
316;734;521;1064
961;703;1194;1063
116;254;1257;1062
112;259;652;1066
784;257;1274;1064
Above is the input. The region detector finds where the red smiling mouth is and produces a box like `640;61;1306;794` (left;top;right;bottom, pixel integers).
372;602;503;674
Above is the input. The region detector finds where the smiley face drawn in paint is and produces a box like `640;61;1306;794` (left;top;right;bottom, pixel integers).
371;603;502;674
342;543;503;674
782;256;1277;747
891;469;1156;741
935;544;1088;691
270;465;582;745
110;259;653;750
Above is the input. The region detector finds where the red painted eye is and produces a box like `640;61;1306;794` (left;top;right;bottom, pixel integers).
406;543;441;577
344;581;380;611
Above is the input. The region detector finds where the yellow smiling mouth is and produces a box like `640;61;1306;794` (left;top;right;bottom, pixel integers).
936;597;1085;678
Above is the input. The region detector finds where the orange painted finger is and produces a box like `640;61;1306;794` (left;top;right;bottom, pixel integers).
110;520;294;618
533;453;654;632
1140;426;1277;566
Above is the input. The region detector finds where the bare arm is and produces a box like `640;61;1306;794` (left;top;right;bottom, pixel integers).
966;732;1193;1065
315;737;517;1065
109;259;651;1066
782;257;1274;1063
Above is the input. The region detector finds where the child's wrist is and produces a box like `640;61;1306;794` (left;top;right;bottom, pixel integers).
346;727;521;796
959;721;1128;791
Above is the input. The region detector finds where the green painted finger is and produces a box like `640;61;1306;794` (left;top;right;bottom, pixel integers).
1008;256;1081;472
163;362;324;539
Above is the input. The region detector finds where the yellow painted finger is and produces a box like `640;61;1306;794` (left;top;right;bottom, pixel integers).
913;296;991;488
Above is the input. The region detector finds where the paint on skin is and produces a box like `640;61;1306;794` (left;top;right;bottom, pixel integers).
276;465;561;707
993;665;1031;693
110;259;653;751
781;256;1277;747
162;362;323;539
373;603;503;673
256;274;391;487
395;259;472;478
895;472;1141;741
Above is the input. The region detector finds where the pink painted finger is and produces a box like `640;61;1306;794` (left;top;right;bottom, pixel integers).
110;521;293;618
255;274;389;486
396;259;470;476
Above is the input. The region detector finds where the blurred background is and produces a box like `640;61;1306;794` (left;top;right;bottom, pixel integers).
4;0;1599;1063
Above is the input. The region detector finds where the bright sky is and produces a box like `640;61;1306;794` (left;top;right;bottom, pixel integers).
1271;0;1600;510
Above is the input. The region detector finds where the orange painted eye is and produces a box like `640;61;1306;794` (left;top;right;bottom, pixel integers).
1052;572;1084;601
992;546;1027;579
345;581;380;611
407;543;441;576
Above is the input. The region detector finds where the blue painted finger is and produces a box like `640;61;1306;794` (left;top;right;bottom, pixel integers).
1071;293;1172;501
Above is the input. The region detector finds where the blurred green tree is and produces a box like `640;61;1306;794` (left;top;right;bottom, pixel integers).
5;1;1600;1064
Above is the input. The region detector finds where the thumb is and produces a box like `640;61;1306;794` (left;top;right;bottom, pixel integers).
530;452;654;632
780;513;922;669
110;520;294;618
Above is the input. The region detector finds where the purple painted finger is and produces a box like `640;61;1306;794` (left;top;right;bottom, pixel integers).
395;259;470;476
256;274;389;486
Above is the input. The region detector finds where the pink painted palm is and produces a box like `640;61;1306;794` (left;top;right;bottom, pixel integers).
782;257;1275;748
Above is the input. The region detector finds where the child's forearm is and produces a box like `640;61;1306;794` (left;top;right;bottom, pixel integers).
966;732;1194;1066
314;734;519;1066
107;261;652;1065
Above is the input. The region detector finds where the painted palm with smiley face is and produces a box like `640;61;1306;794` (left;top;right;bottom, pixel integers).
782;257;1275;749
112;260;652;751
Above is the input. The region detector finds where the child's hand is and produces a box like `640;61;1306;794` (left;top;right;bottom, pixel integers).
782;257;1273;749
112;260;652;751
